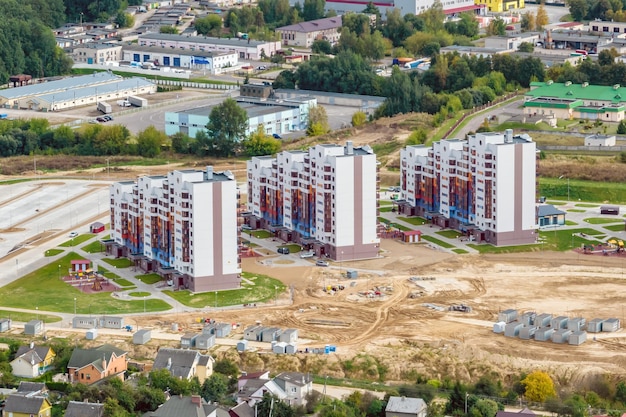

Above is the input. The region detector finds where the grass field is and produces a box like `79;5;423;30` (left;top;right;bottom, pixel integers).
279;244;302;253
398;216;427;226
568;209;585;213
453;249;469;254
0;253;170;314
59;234;95;247
565;220;578;225
584;218;623;225
45;249;64;257
539;178;626;204
379;206;394;212
250;230;272;239
128;292;151;297
82;240;105;253
422;235;455;249
467;228;604;253
0;310;62;323
604;224;626;232
436;230;463;239
163;272;285;308
136;273;162;284
102;258;133;268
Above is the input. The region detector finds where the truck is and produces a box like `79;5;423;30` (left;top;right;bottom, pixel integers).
236;32;249;40
97;101;112;114
0;114;8;120
128;96;148;107
117;100;131;107
392;57;413;66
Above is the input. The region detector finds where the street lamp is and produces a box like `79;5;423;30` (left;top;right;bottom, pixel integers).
74;298;77;315
58;265;61;280
144;296;147;313
36;307;39;321
215;291;218;309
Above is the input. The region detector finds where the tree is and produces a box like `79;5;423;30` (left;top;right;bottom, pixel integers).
470;399;499;417
257;394;295;417
205;98;248;156
302;0;325;20
518;42;534;52
487;17;505;36
521;371;556;403
160;25;178;34
201;374;228;403
195;15;223;36
618;120;626;135
568;0;589;21
445;381;468;415
242;126;282;156
520;11;535;31
115;12;135;28
307;105;330;136
136;126;167;157
312;39;333;54
352;111;367;126
535;3;549;29
213;359;239;378
171;132;193;154
599;48;618;66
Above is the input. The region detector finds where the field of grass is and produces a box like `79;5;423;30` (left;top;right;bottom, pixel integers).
163;272;285;308
436;230;462;239
539;178;626;204
379;206;393;213
371;139;403;157
279;244;302;253
135;273;162;284
0;310;62;323
584;218;622;224
97;265;120;280
467;228;603;253
421;235;455;249
0;253;170;314
453;249;469;254
45;249;64;257
565;220;578;225
549;201;567;206
398;216;426;226
128;292;151;297
250;230;272;239
568;209;586;213
59;234;95;247
388;222;411;231
468;242;542;254
82;240;105;253
112;278;136;288
379;200;393;206
102;258;133;268
604;224;626;232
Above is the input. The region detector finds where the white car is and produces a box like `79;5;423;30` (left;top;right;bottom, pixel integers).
69;232;78;238
315;259;329;267
300;251;315;259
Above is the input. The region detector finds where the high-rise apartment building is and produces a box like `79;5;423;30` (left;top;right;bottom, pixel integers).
246;141;380;261
109;167;241;292
399;130;537;246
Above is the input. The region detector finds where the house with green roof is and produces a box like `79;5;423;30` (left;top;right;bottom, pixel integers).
524;81;626;122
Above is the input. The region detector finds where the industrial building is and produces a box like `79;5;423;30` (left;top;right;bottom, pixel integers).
108;167;241;292
525;81;626;122
71;42;123;65
137;33;281;60
474;0;523;12
122;45;238;73
276;16;343;48
398;130;537;246
246;141;380;261
164;95;316;138
0;72;156;112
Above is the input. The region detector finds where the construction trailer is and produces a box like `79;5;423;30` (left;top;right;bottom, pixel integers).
498;309;518;323
535;313;552;327
0;318;11;332
551;316;568;330
534;327;555;342
196;333;216;349
569;330;587;345
587;318;604;333
551;329;573;344
279;328;298;343
567;317;586;331
504;321;523;337
603;318;621;332
236;340;248;352
215;323;231;337
133;329;152;344
519;326;538;340
24;320;43;335
181;332;199;348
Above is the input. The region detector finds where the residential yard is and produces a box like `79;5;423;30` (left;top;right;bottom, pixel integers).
0;309;62;323
136;273;162;284
436;230;463;239
422;235;455;249
398;216;427;226
584;218;623;224
82;240;105;253
102;258;134;268
59;234;95;247
45;249;64;257
250;230;272;239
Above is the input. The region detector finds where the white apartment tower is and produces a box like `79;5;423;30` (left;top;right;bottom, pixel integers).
399;130;537;246
247;141;380;261
109;167;241;292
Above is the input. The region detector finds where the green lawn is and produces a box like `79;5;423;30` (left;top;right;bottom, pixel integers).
128;292;151;297
584;218;623;225
398;216;427;226
59;234;95;247
389;223;411;231
0;310;62;323
44;249;64;257
421;235;455;249
250;230;272;239
82;240;105;253
102;258;133;268
379;200;393;206
0;252;171;314
453;249;469;254
97;265;121;280
565;220;578;225
436;230;462;239
568;209;585;213
576;203;600;208
549;201;567;206
136;273;162;284
468;242;542;254
539;178;626;204
467;228;603;253
279;244;302;253
604;224;626;232
111;278;136;288
378;217;389;225
164;272;285;308
379;206;394;212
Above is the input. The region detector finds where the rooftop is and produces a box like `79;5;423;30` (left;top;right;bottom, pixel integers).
123;44;234;57
527;81;626;103
276;16;342;33
0;72;120;100
139;33;274;47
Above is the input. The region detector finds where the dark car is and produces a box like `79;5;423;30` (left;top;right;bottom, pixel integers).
273;133;282;139
103;115;113;121
277;247;290;254
96;117;106;122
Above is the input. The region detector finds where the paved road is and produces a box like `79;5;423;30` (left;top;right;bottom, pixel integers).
454;97;524;139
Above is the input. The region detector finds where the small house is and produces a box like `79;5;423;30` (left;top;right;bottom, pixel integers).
152;348;214;383
504;321;523;337
587;318;604;333
385;396;427;417
215;323;231;337
133;329;152;345
181;333;199;348
196;333;216;350
10;344;56;378
569;330;587;345
3;395;52;417
71;259;91;273
65;401;105;417
90;222;106;233
279;328;298;343
236;340;248;352
534;327;554;342
600;205;620;215
550;316;568;330
73;317;99;329
585;134;616;147
603;318;621;332
537;204;566;227
551;329;572;344
498;309;518;323
0;318;11;332
24;320;43;335
68;344;128;385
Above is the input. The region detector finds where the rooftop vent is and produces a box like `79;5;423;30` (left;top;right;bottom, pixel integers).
614;84;621;90
547;80;554;85
582;82;589;88
565;81;572;86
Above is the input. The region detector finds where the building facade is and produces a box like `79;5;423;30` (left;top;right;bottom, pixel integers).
399;130;537;246
72;42;123;64
109;167;241;292
122;45;238;73
246;141;380;261
276;16;343;48
474;0;523;12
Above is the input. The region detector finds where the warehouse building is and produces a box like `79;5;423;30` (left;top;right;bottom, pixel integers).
122;45;238;73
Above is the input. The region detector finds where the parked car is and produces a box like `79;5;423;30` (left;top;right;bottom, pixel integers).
69;232;78;238
103;115;113;121
277;247;290;254
96;117;106;122
315;259;329;267
257;65;267;70
273;133;282;139
241;224;253;231
300;251;315;259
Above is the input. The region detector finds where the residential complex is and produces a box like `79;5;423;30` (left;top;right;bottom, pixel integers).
246;141;380;261
398;130;537;246
108;167;241;292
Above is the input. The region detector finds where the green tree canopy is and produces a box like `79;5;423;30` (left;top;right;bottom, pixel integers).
205;98;248;156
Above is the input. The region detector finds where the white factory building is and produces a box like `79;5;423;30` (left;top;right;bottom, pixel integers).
0;72;156;112
246;141;380;261
398;130;537;246
108;167;241;292
122;45;238;73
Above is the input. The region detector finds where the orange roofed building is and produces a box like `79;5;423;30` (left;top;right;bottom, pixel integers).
67;344;128;385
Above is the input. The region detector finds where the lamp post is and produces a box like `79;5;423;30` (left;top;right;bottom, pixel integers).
58;264;61;280
74;297;77;316
36;307;39;321
144;296;147;313
464;392;469;415
215;291;218;309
